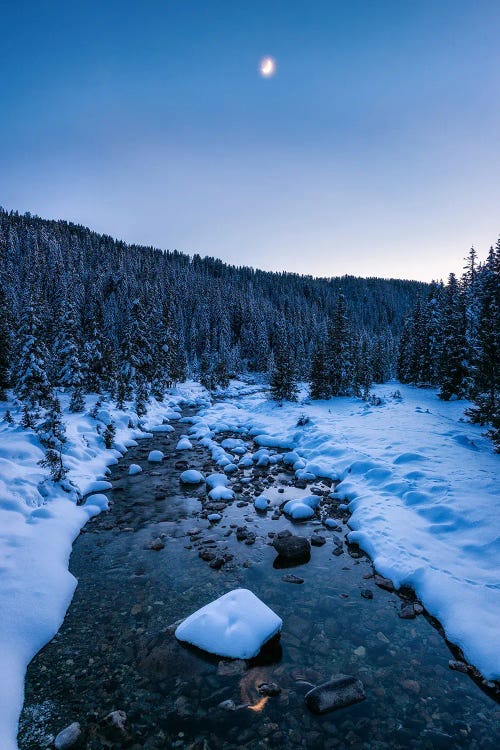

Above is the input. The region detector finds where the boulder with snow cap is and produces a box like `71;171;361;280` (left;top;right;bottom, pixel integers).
254;496;270;512
148;450;164;463
206;473;228;490
283;451;300;466
175;588;282;659
176;436;193;450
180;469;205;485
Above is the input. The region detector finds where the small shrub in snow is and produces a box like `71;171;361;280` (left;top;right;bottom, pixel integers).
103;422;116;449
3;409;14;424
69;386;85;413
296;413;310;426
89;399;102;419
21;404;36;429
391;389;402;400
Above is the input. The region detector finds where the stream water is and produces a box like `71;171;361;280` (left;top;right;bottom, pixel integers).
19;408;500;749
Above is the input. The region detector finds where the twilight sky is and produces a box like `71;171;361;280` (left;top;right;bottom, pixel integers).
1;0;499;281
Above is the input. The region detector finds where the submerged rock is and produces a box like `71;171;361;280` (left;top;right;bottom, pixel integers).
54;722;81;750
305;675;366;714
282;573;304;584
273;532;311;563
374;574;395;591
310;533;326;547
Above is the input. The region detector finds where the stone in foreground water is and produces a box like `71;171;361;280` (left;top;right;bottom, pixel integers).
305;675;366;714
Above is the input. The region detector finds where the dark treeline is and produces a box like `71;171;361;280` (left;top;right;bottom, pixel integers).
397;242;500;450
0;208;426;414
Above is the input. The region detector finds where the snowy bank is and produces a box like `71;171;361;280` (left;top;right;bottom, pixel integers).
196;380;500;680
0;382;208;750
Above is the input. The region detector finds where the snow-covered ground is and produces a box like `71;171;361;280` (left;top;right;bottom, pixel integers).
190;380;500;681
1;379;499;749
0;383;208;750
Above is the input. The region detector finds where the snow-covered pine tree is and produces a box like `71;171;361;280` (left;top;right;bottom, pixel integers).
0;281;10;399
15;301;52;407
397;314;414;383
309;324;330;399
467;243;500;422
326;292;354;396
37;395;67;482
355;333;373;399
438;273;467;400
270;315;298;403
135;374;150;416
420;282;444;385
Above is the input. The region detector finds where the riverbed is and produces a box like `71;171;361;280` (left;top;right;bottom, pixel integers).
18;407;500;749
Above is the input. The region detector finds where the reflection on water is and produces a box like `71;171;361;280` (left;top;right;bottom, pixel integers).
19;411;500;749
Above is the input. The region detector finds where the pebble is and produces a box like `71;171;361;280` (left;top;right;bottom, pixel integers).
360;589;373;599
54;722;81;750
305;675;366;715
258;682;281;696
374;574;395;591
310;533;326;547
147;538;165;551
282;574;304;584
449;659;469;673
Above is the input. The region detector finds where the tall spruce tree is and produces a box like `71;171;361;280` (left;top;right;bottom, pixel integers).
439;273;467;400
0;282;10;399
270;315;298;403
15;302;51;407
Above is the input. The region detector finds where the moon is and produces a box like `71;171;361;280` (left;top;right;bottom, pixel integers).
259;56;276;78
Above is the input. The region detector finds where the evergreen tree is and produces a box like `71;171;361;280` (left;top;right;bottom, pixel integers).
37;396;67;482
270;316;298;403
467;244;500;421
309;335;330;399
438;274;467;400
326;293;354;396
15;302;51;407
0;282;10;399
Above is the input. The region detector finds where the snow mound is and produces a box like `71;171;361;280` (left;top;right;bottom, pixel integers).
176;436;193;450
254;496;270;511
180;469;204;485
284;501;315;520
206;473;228;490
129;464;142;476
208;486;234;501
175;588;282;659
148;450;164;462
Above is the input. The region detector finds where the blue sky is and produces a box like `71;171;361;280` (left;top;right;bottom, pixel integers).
1;0;499;280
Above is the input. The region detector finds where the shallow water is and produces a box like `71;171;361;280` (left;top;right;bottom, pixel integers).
19;409;500;749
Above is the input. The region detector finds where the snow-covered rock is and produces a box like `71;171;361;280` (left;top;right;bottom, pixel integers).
283;451;300;466
129;463;142;476
207;513;222;522
208;486;234;501
148;450;164;463
176;436;193;450
180;469;204;484
254;496;270;511
284;502;315;520
206;473;228;489
175;589;282;659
